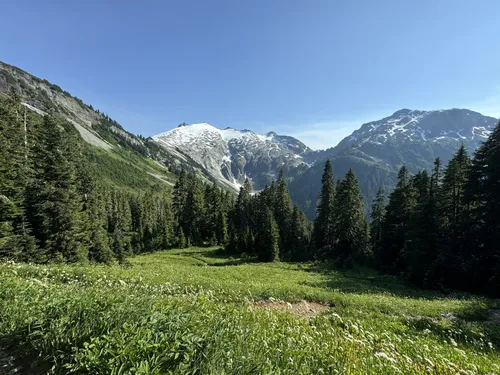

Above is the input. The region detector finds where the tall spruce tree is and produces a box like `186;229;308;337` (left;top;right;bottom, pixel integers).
255;207;280;262
378;166;417;273
463;121;500;294
428;146;471;288
332;169;369;266
26;114;84;262
87;184;113;263
313;160;336;253
404;161;443;287
0;93;36;261
370;188;386;259
228;179;253;254
274;170;293;258
289;205;312;261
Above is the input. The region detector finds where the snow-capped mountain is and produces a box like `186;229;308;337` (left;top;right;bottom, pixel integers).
339;108;494;150
153;123;312;191
289;109;498;219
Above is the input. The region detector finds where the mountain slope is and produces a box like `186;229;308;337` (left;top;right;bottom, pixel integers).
0;61;204;191
153;123;311;191
289;109;498;219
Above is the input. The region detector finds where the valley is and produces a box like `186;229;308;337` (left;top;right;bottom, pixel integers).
1;59;500;375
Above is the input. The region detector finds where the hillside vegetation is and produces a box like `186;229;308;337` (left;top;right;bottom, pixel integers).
1;247;499;374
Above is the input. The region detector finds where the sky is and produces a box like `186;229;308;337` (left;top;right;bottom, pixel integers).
1;0;500;149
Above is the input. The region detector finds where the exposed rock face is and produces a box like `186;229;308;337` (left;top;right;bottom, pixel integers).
153;123;311;191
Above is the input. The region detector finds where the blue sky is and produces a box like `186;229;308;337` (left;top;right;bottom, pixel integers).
1;0;500;149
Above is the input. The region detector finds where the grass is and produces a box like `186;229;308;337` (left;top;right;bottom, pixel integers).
0;247;499;374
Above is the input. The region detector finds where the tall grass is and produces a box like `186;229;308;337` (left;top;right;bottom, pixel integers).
0;248;498;374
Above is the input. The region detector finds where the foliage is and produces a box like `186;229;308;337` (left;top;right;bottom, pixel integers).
0;248;498;374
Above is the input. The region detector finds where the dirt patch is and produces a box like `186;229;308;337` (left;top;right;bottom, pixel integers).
254;299;330;318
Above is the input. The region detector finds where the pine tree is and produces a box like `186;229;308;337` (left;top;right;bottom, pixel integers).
255;207;280;262
0;93;36;261
378;166;417;273
429;146;471;288
173;169;188;233
227;179;253;254
182;173;205;245
370;188;385;259
332;169;369;266
313;160;336;253
26;114;84;262
463;121;500;294
178;227;187;248
274;170;293;258
289;205;312;261
216;210;229;245
403;164;442;286
87;185;113;263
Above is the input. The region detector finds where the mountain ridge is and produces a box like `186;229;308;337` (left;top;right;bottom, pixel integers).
153;122;311;191
288;108;498;218
2;59;498;219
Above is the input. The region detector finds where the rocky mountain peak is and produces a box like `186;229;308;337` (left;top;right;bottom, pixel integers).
153;123;310;191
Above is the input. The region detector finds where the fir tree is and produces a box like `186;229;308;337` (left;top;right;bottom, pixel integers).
255;207;280;262
0;93;36;260
274;170;293;258
26;115;84;262
370;188;385;259
404;162;442;286
313;160;336;253
289;205;312;261
378;166;417;273
332;169;368;266
463;121;500;294
428;146;471;288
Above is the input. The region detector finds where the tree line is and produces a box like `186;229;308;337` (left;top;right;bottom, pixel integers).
371;126;500;295
1;89;499;296
0;92;232;264
225;171;312;262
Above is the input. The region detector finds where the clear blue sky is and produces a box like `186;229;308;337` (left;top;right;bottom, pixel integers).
1;0;499;149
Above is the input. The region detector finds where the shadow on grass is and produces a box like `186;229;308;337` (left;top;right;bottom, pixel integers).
172;247;261;266
305;263;500;351
0;339;51;375
405;306;500;350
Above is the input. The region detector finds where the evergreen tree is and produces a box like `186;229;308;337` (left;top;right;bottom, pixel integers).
0;93;36;261
378;166;417;273
404;161;443;286
216;210;229;245
313;160;336;253
181;173;205;245
429;146;471;288
173;169;188;233
26;115;84;262
87;185;113;263
463;121;500;294
227;179;253;254
255;207;280;262
289;205;312;261
370;188;385;258
332;169;369;266
274;170;293;258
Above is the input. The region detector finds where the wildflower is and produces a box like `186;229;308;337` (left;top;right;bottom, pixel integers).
375;351;397;363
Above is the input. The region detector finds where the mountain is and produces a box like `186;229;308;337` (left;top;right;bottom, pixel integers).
3;60;497;219
153;123;311;191
0;61;229;191
288;108;498;218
